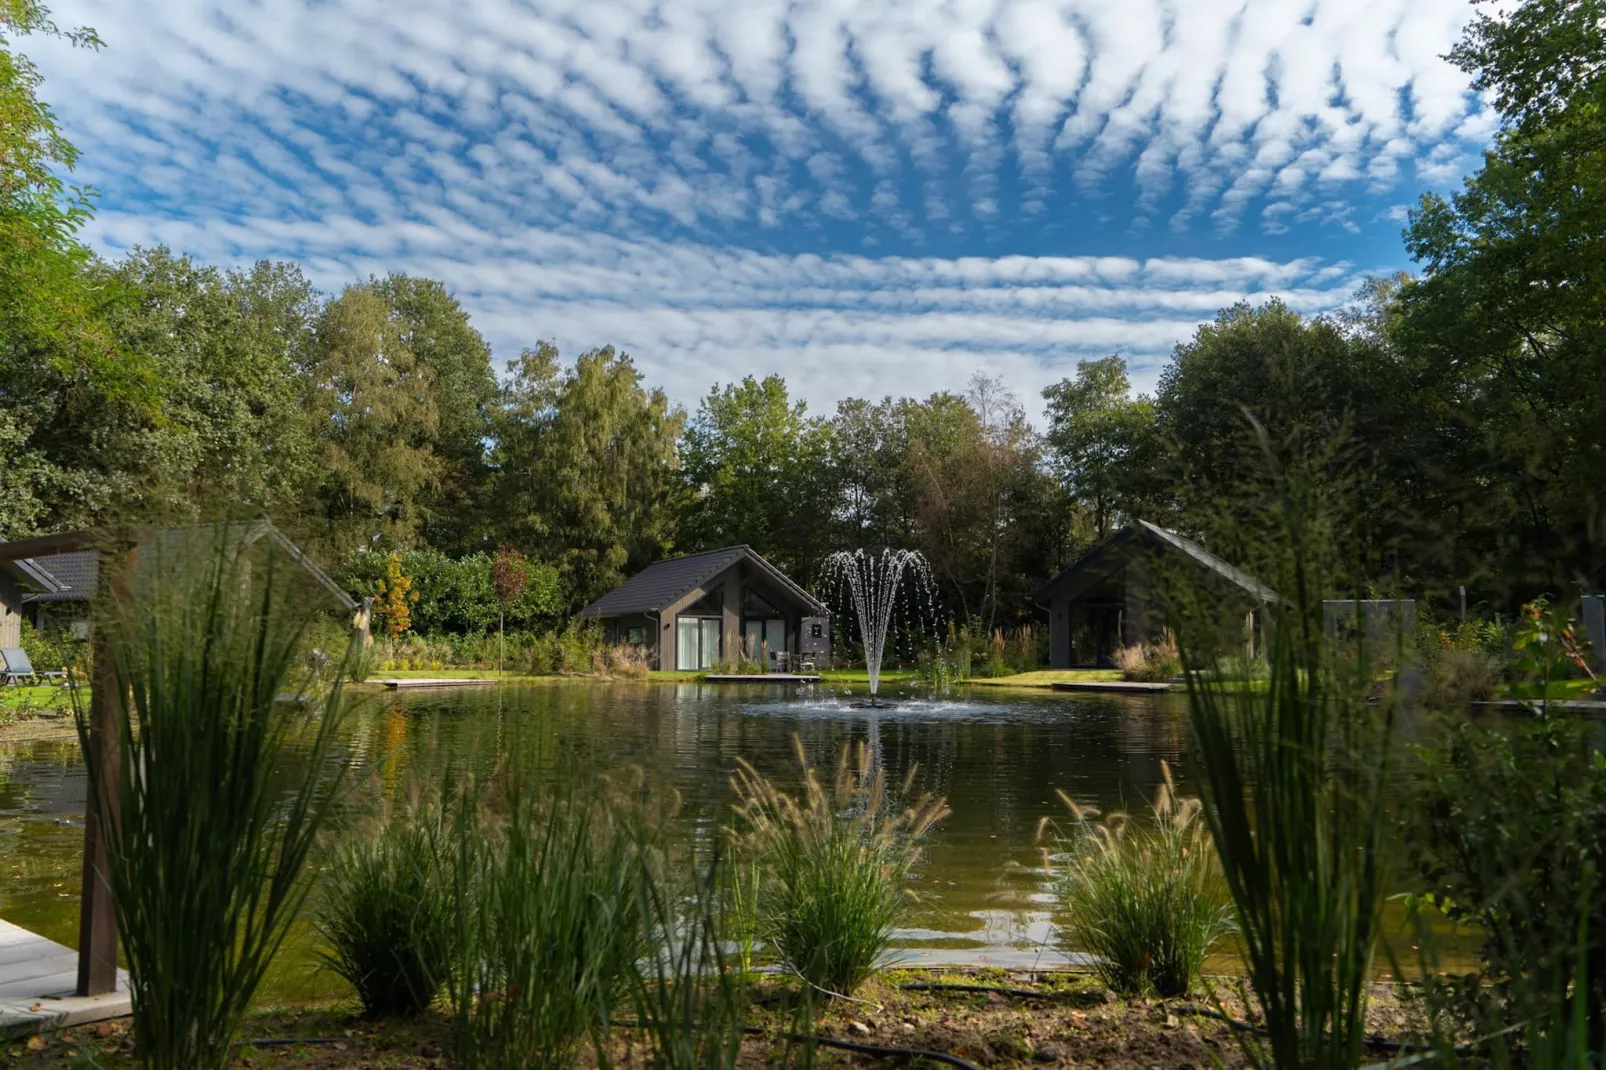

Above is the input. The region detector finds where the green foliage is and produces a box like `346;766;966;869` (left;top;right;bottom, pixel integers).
345;548;561;637
1397;0;1606;593
731;740;948;998
1049;765;1231;998
629;849;751;1070
492;343;683;611
680;375;837;583
445;762;650;1070
315;807;453;1017
1042;356;1159;541
1112;635;1182;683
1179;455;1396;1070
1407;714;1606;1051
78;532;353;1070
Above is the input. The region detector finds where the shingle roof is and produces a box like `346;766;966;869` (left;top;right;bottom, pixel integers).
15;550;99;603
581;545;827;618
0;522;357;612
1033;520;1278;605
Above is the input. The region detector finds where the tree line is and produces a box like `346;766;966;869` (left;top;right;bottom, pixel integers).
4;0;1602;629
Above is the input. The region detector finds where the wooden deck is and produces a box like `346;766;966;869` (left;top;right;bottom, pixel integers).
1049;680;1175;694
702;673;822;683
0;920;129;1037
376;677;499;690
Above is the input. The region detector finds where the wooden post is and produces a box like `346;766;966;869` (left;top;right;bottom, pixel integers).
77;544;129;997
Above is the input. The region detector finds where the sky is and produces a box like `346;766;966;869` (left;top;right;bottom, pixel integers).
30;0;1495;420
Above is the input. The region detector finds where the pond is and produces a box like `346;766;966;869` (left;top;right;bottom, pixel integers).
0;679;1197;999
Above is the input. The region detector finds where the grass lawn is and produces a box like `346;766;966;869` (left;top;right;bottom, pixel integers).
964;669;1123;688
0;683;76;720
357;668;559;684
1495;677;1602;702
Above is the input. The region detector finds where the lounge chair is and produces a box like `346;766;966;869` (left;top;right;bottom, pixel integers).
1;647;66;685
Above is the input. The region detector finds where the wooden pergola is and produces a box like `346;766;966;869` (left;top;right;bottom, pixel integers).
0;524;361;997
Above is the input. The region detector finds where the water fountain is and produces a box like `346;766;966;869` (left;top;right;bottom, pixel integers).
821;548;938;708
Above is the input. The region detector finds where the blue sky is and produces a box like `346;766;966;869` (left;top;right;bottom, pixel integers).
33;0;1493;419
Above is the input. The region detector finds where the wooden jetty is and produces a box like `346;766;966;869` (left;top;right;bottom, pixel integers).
0;921;129;1037
376;677;499;690
1049;680;1175;694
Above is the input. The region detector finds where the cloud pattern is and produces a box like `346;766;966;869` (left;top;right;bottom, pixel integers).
32;0;1488;411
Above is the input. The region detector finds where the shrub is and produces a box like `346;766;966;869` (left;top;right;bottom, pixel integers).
629;848;750;1070
1114;634;1182;682
1407;714;1606;1053
1423;645;1504;705
1179;465;1397;1070
731;739;948;998
446;763;649;1070
604;643;650;679
315;807;453;1017
1048;763;1231;997
79;533;353;1070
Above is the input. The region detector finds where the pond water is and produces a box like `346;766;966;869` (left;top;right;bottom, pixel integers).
0;679;1198;998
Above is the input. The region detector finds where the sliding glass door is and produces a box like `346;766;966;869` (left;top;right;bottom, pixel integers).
676;616;722;671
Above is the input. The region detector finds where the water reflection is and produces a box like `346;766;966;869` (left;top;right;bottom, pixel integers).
0;681;1194;991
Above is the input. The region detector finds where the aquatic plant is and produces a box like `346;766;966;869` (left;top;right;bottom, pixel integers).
78;532;354;1070
629;848;750;1070
314;804;453;1017
1047;762;1231;997
1177;435;1397;1070
445;761;649;1070
731;738;948;998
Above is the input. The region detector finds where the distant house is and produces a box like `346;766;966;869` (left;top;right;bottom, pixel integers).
581;545;830;671
1033;521;1277;669
0;521;362;650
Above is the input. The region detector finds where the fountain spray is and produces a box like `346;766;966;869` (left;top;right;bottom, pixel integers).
822;549;937;708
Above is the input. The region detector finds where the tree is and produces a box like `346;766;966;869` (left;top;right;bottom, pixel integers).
491;547;530;673
491;343;683;611
375;551;417;639
900;380;1057;630
364;275;496;552
1042;357;1159;541
0;1;158;538
93;248;321;521
679;375;837;583
301;286;442;555
1397;0;1606;594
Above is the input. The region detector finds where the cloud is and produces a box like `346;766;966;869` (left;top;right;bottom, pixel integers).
19;0;1477;418
84;207;1377;419
31;0;1489;238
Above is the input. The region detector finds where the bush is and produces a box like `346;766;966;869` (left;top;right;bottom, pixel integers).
731;739;948;998
1423;645;1504;705
341;549;563;637
315;807;453;1017
446;764;650;1070
81;533;353;1070
1407;714;1606;1052
1049;763;1231;997
1114;634;1182;682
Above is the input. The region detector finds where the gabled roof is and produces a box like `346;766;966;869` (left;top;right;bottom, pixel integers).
0;521;357;613
9;550;99;603
581;545;828;618
1033;520;1278;606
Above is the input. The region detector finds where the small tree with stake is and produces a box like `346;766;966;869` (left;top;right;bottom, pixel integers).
375;551;418;640
491;548;530;676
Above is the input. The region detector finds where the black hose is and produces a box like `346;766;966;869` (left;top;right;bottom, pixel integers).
611;1018;984;1070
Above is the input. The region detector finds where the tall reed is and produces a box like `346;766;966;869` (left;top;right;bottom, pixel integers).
731;738;948;998
1048;762;1231;997
629;848;750;1070
79;532;354;1070
314;801;453;1017
1177;441;1396;1070
445;759;649;1070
